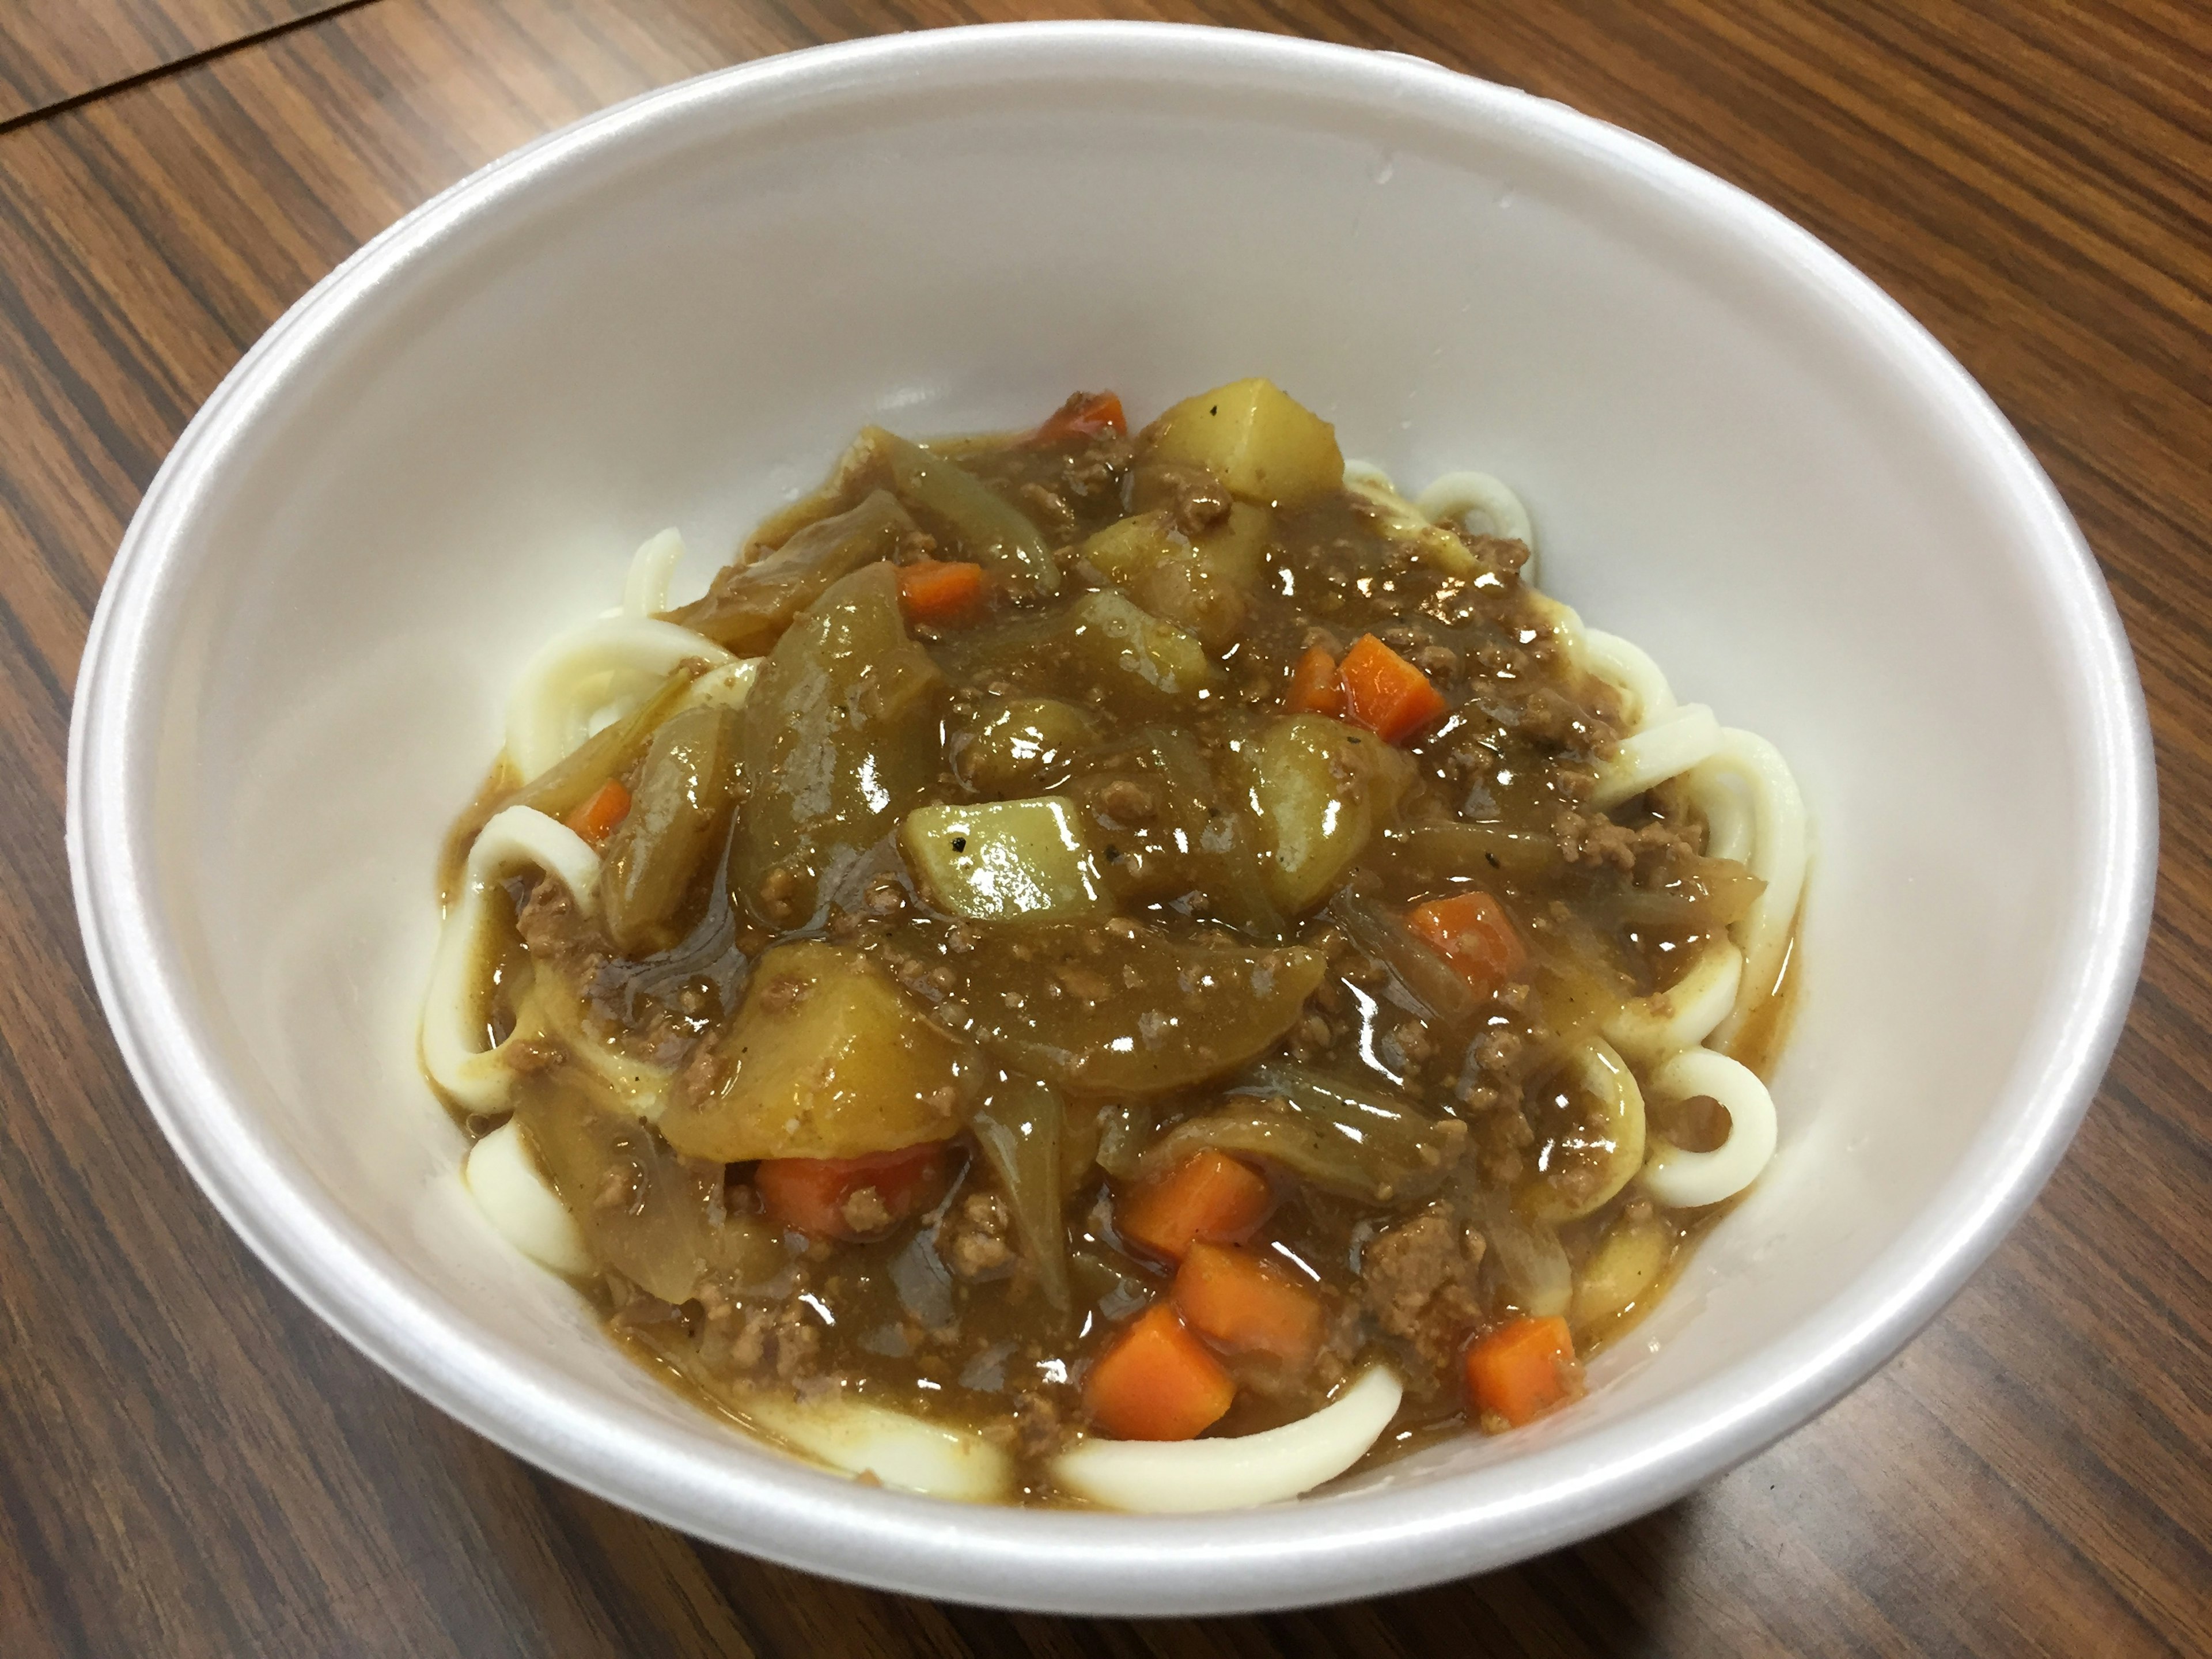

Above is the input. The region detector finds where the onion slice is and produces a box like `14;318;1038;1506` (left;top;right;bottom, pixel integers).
1050;1366;1402;1513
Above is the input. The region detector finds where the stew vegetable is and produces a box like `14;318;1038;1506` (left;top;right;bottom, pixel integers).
426;380;1804;1509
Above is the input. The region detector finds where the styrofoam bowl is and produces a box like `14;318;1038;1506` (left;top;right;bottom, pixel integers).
66;23;2153;1614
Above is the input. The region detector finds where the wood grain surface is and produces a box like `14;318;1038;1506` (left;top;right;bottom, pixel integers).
0;0;361;126
1;2;2205;1653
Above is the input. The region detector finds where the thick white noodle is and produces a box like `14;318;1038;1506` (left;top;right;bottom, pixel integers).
672;657;763;718
1535;1038;1647;1221
1638;1047;1779;1209
1050;1366;1403;1513
1578;627;1677;728
622;527;687;618
1340;464;1480;578
463;1118;590;1274
504;617;731;782
421;806;601;1112
1590;704;1722;810
738;1387;1014;1502
1687;729;1807;1046
1526;595;1676;730
1604;939;1743;1067
1415;471;1537;583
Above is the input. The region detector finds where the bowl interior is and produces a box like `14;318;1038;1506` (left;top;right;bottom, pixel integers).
79;26;2143;1612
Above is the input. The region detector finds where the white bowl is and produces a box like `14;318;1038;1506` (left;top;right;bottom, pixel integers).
67;22;2153;1614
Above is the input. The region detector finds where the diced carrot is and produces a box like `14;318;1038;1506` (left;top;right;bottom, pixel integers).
1339;633;1448;743
1027;390;1127;446
1172;1243;1324;1366
1084;1304;1236;1441
1115;1150;1274;1263
1465;1315;1581;1429
896;558;987;624
562;778;631;848
1285;644;1346;717
1407;891;1528;998
755;1142;952;1241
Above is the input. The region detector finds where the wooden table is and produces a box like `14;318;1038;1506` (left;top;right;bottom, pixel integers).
2;3;2204;1652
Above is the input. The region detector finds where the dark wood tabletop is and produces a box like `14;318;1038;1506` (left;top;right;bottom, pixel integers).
1;2;2205;1653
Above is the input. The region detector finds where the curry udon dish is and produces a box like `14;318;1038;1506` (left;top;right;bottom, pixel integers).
423;380;1805;1510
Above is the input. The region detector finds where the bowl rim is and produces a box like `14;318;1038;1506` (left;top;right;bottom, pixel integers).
66;20;2156;1614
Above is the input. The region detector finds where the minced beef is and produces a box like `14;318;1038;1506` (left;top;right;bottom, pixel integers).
514;876;607;986
940;1191;1016;1281
1361;1207;1489;1377
710;1298;823;1385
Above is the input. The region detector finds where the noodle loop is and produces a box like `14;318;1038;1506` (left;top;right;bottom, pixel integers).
505;617;730;781
422;806;601;1112
1604;939;1743;1066
1638;1047;1779;1209
1687;730;1806;1045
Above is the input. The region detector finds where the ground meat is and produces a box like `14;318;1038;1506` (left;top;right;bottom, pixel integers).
1096;775;1160;824
840;1184;895;1237
1060;431;1133;500
514;878;691;1058
1361;1208;1489;1377
1412;643;1460;682
1473;1106;1536;1186
754;966;810;1017
722;1300;824;1384
1287;1009;1334;1063
1518;686;1598;746
674;1032;730;1112
514;876;608;987
940;1192;1016;1280
756;864;805;927
1007;1387;1073;1458
1018;481;1077;539
1474;1027;1524;1073
1629;813;1705;863
1163;465;1233;535
1392;1019;1436;1065
502;1037;566;1074
1553;808;1706;873
1553;808;1641;871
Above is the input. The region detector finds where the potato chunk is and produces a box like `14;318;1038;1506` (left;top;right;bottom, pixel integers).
660;942;971;1162
1078;503;1270;652
901;797;1108;922
1140;379;1344;506
1241;714;1413;914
